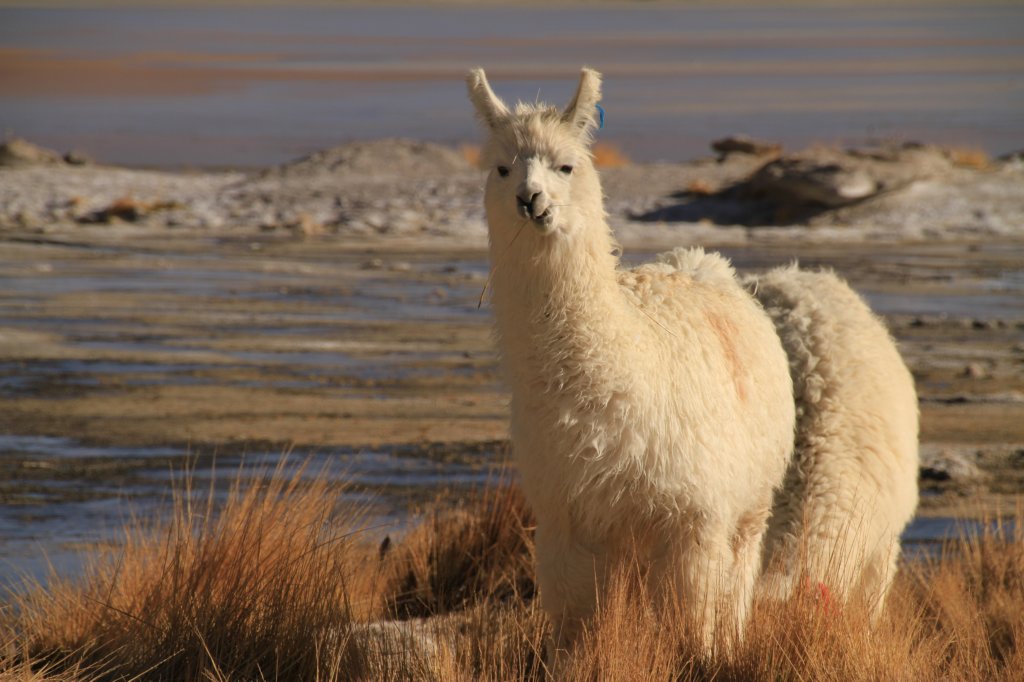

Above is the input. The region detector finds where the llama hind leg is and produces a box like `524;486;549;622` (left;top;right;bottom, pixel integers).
727;507;772;648
856;537;901;623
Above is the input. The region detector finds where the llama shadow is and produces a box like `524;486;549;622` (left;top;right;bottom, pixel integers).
629;181;837;227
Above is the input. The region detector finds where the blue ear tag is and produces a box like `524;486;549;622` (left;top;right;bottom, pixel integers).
596;104;605;130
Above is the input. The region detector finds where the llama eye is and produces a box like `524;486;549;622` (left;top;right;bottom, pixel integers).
497;166;510;177
559;165;574;174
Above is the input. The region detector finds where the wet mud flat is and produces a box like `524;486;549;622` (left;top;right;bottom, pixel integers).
1;230;1022;581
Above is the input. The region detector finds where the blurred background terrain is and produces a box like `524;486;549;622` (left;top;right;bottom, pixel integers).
2;3;1022;168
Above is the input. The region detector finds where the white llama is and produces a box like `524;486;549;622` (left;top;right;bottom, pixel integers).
748;266;919;618
467;67;796;656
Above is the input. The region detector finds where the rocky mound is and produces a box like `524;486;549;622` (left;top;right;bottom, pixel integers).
626;139;1024;235
268;138;472;180
0;138;65;167
0;137;92;168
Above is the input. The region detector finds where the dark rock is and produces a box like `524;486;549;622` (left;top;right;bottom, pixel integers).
78;197;182;224
962;362;988;379
920;447;987;483
63;150;92;166
750;143;953;208
711;135;782;157
81;197;143;223
753;156;876;207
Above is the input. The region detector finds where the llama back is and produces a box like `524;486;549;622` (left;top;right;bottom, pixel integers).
748;265;919;613
654;246;738;287
603;247;796;520
622;246;793;437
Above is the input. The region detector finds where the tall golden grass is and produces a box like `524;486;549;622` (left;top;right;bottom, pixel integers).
4;460;386;680
2;462;1022;681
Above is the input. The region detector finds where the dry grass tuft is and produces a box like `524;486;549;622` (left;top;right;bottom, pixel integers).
79;196;183;224
7;459;385;680
592;142;631;168
382;481;535;619
460;144;481;169
2;463;1023;681
686;178;716;196
0;639;95;681
907;508;1024;677
947;146;992;170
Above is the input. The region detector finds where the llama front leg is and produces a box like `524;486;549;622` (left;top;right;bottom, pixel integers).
669;515;763;657
534;523;605;672
661;531;735;657
641;522;713;655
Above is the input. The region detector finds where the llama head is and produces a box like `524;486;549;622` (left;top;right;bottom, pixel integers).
467;68;605;243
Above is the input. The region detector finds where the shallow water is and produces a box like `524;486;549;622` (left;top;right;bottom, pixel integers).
901;516;1020;561
1;4;1022;167
0;428;1001;588
0;428;1006;587
0;434;504;589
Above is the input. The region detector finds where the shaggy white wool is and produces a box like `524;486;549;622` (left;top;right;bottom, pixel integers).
747;265;919;618
655;246;738;287
468;67;796;656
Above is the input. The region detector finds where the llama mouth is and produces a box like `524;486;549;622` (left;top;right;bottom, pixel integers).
532;210;554;230
516;204;553;227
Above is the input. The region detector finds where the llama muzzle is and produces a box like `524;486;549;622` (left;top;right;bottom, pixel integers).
516;191;554;229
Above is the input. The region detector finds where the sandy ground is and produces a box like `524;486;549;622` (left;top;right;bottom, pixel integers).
1;139;1022;536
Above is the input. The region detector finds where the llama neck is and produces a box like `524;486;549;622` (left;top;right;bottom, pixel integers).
488;214;628;383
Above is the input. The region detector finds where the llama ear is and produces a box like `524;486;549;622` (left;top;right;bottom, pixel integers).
467;68;510;130
561;67;603;136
